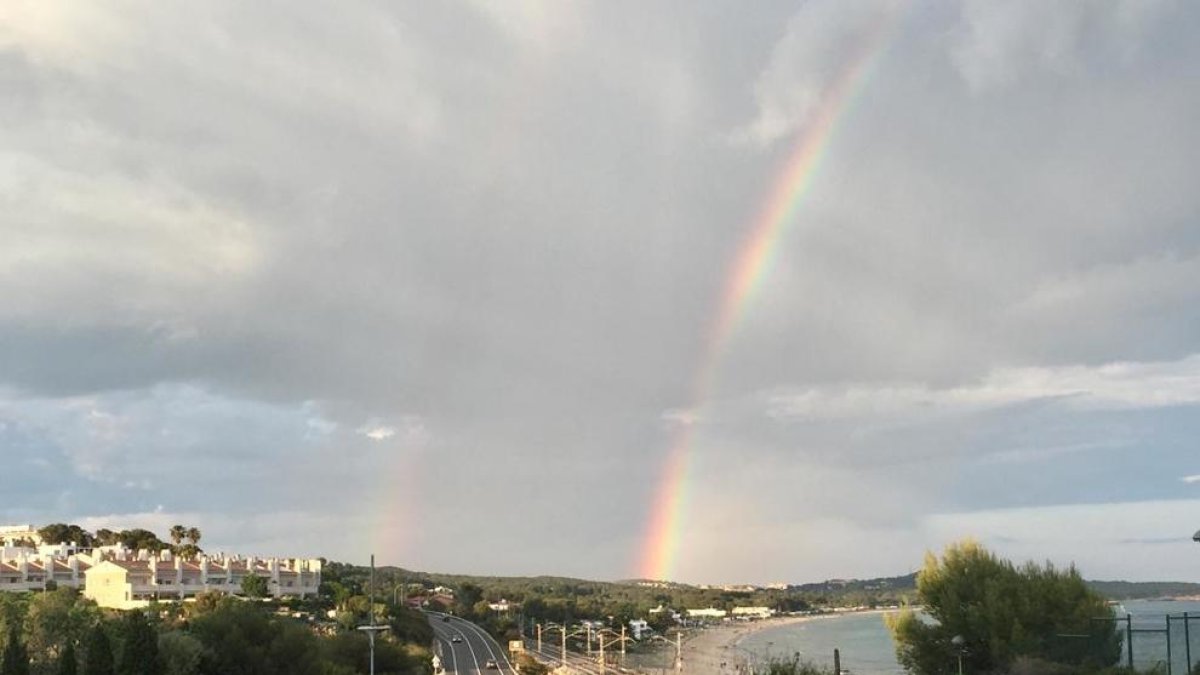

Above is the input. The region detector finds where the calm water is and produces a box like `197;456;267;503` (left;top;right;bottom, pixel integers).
738;601;1200;675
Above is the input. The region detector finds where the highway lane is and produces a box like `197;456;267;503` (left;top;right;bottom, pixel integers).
427;612;517;675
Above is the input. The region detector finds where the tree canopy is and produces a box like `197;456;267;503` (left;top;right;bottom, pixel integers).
82;626;114;675
2;625;30;675
115;611;161;675
886;541;1120;675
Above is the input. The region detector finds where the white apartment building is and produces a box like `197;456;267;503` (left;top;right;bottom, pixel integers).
84;549;322;609
0;528;321;609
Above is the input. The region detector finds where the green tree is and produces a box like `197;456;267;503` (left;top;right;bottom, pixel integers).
37;525;95;548
26;588;101;669
93;531;117;547
116;612;161;675
2;625;29;675
886;541;1120;675
168;527;186;548
156;632;206;675
114;530;166;552
57;643;78;675
82;626;113;675
189;600;321;675
241;574;269;599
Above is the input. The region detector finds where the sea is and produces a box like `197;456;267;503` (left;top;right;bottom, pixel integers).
736;600;1200;675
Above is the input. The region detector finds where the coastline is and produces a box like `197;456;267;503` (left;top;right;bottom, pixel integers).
679;611;902;675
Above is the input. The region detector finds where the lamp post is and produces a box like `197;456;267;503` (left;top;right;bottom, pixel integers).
358;555;390;675
951;635;964;675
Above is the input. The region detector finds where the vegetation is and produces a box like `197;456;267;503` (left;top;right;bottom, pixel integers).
3;625;31;675
55;643;75;675
239;575;268;599
886;541;1120;675
115;611;160;675
0;582;430;675
82;625;113;675
166;527;203;559
762;655;835;675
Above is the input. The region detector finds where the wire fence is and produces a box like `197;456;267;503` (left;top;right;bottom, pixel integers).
1051;612;1200;675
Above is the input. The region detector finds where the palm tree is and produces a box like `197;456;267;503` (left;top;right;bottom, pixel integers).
168;526;186;547
185;528;201;548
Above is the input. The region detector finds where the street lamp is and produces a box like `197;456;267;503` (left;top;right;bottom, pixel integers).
358;555;391;675
951;635;964;675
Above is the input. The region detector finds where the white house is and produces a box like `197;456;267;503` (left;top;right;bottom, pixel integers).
686;608;728;620
731;607;775;620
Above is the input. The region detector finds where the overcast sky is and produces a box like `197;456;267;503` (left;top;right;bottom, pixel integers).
3;0;1199;585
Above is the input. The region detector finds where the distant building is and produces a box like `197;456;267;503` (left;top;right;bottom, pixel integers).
731;607;775;620
488;599;518;612
629;619;651;639
648;605;682;623
686;607;727;620
0;525;43;547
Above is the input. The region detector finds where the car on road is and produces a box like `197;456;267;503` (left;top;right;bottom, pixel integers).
442;616;452;622
451;635;463;644
485;660;498;670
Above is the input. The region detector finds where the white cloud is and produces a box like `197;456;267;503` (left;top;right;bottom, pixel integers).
1182;475;1200;484
738;0;898;146
767;354;1200;421
357;416;429;445
950;0;1175;91
360;426;395;441
660;408;700;427
922;499;1200;580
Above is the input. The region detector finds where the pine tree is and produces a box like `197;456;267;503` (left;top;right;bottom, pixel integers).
116;612;161;675
1;625;30;675
83;626;113;675
57;642;78;675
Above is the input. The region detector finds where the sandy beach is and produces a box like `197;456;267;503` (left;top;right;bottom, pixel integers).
677;617;813;675
678;611;901;675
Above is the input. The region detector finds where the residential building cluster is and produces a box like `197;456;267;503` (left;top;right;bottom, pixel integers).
0;524;321;610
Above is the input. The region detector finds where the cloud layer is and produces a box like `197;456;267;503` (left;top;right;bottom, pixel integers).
2;0;1199;583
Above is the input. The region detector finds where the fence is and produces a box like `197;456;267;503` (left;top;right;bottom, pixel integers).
1055;612;1200;675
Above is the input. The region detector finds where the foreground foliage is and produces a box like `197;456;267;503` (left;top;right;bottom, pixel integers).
0;590;431;675
886;541;1120;675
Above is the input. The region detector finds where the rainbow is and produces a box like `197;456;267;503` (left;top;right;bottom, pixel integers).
637;8;901;581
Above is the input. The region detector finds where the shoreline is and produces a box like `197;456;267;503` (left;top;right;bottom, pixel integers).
679;610;903;675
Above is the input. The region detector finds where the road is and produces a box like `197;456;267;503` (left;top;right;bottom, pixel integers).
428;612;518;675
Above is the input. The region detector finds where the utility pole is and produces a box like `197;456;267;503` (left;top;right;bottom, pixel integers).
562;625;568;667
676;631;683;672
537;624;543;653
357;554;390;675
